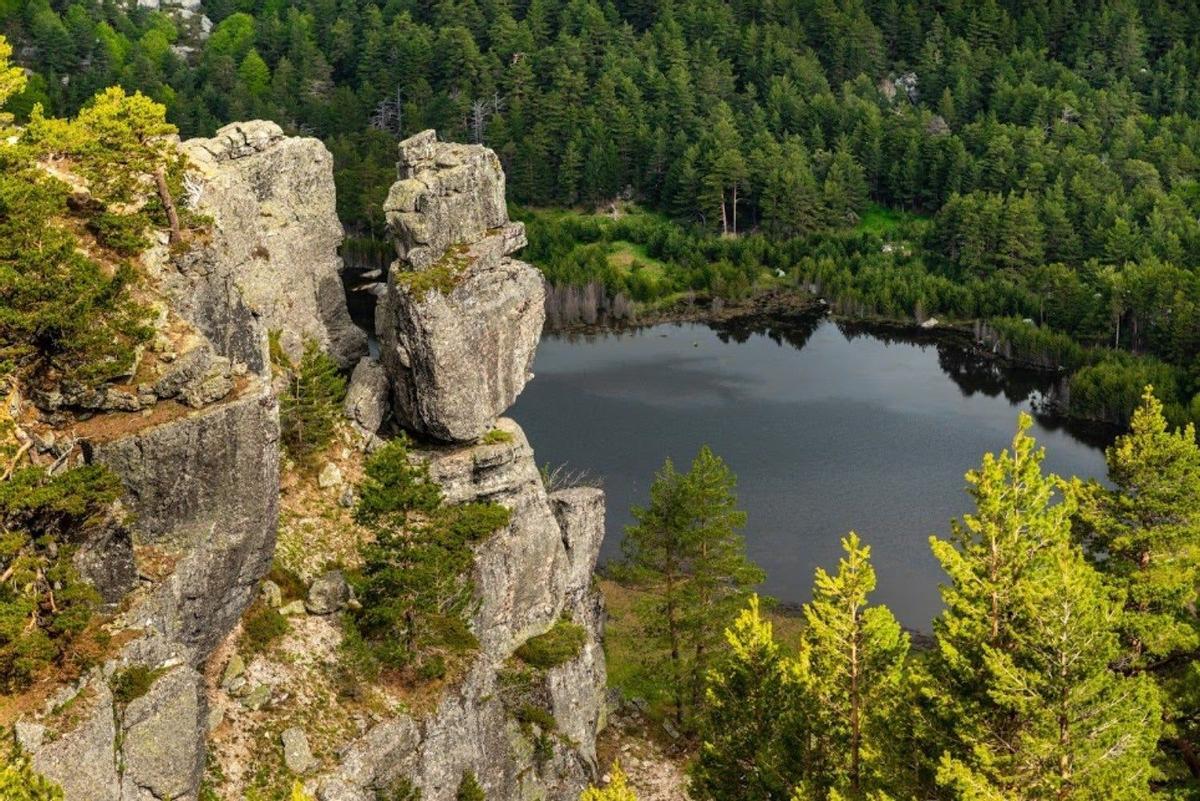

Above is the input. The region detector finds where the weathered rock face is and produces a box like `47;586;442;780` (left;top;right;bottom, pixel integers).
379;131;544;442
313;419;607;801
179;120;368;370
383;130;508;271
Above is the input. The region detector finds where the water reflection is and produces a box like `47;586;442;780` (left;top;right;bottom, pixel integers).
510;318;1113;630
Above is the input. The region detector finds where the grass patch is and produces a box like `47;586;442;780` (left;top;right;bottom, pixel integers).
481;428;514;445
395;243;472;296
514;617;587;670
855;203;928;237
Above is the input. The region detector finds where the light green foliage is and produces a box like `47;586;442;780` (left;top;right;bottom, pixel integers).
0;35;26;124
923;415;1161;800
480;428;513;445
276;338;347;461
621;446;764;727
348;437;510;676
580;763;638;801
0;464;119;690
691;595;800;801
795;534;908;801
455;771;484;801
1072;387;1200;791
0;755;64;801
514;617;586;670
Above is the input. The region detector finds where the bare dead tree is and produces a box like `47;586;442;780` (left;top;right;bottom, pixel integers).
370;86;405;136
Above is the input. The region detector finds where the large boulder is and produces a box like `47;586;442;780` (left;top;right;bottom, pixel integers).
179;121;367;370
379;131;543;442
381;254;544;442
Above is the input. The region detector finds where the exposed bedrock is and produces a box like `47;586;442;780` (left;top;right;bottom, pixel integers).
179;120;367;370
379;130;544;442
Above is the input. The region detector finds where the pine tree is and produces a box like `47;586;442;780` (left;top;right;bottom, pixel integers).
276;338;347;461
798;533;908;801
622;446;763;726
1072;386;1200;784
691;595;800;801
924;414;1162;799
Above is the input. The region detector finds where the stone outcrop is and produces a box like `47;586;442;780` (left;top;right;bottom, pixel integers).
179;121;367;370
312;419;607;801
21;126;607;801
306;134;606;801
378;130;544;442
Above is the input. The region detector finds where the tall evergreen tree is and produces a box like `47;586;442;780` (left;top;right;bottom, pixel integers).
622;446;763;726
1072;386;1200;784
923;414;1162;800
796;533;908;801
691;595;800;801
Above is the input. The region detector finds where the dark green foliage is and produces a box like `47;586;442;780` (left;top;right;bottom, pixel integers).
110;664;164;705
241;600;289;655
514;618;586;670
347;437;510;677
0;156;152;384
455;771;484;801
516;704;556;733
0;464;119;690
276;338;347;461
353;436;441;524
621;446;764;727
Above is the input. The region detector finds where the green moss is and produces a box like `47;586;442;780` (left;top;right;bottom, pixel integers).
514;618;586;670
394;244;472;296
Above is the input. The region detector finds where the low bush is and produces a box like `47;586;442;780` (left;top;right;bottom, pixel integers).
111;664;165;704
455;771;485;801
242;601;289;655
514;618;586;670
0;464;120;691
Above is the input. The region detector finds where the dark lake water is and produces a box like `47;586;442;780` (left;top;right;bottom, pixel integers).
509;316;1113;629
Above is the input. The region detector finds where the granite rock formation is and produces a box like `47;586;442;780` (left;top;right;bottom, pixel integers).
379;130;544;442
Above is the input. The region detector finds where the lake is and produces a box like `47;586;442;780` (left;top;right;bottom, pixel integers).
509;316;1113;629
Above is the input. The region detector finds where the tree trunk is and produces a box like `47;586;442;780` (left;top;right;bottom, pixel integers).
155;166;181;245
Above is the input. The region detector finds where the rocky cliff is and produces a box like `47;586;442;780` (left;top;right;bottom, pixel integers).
11;125;607;801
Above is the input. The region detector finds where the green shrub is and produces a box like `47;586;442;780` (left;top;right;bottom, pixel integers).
266;564;307;603
347;440;511;677
87;211;148;256
111;664;164;704
242;601;289;654
277;338;347;461
455;771;485;801
354;436;441;524
514;618;587;670
0;465;119;691
0;754;64;801
516;704;557;732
